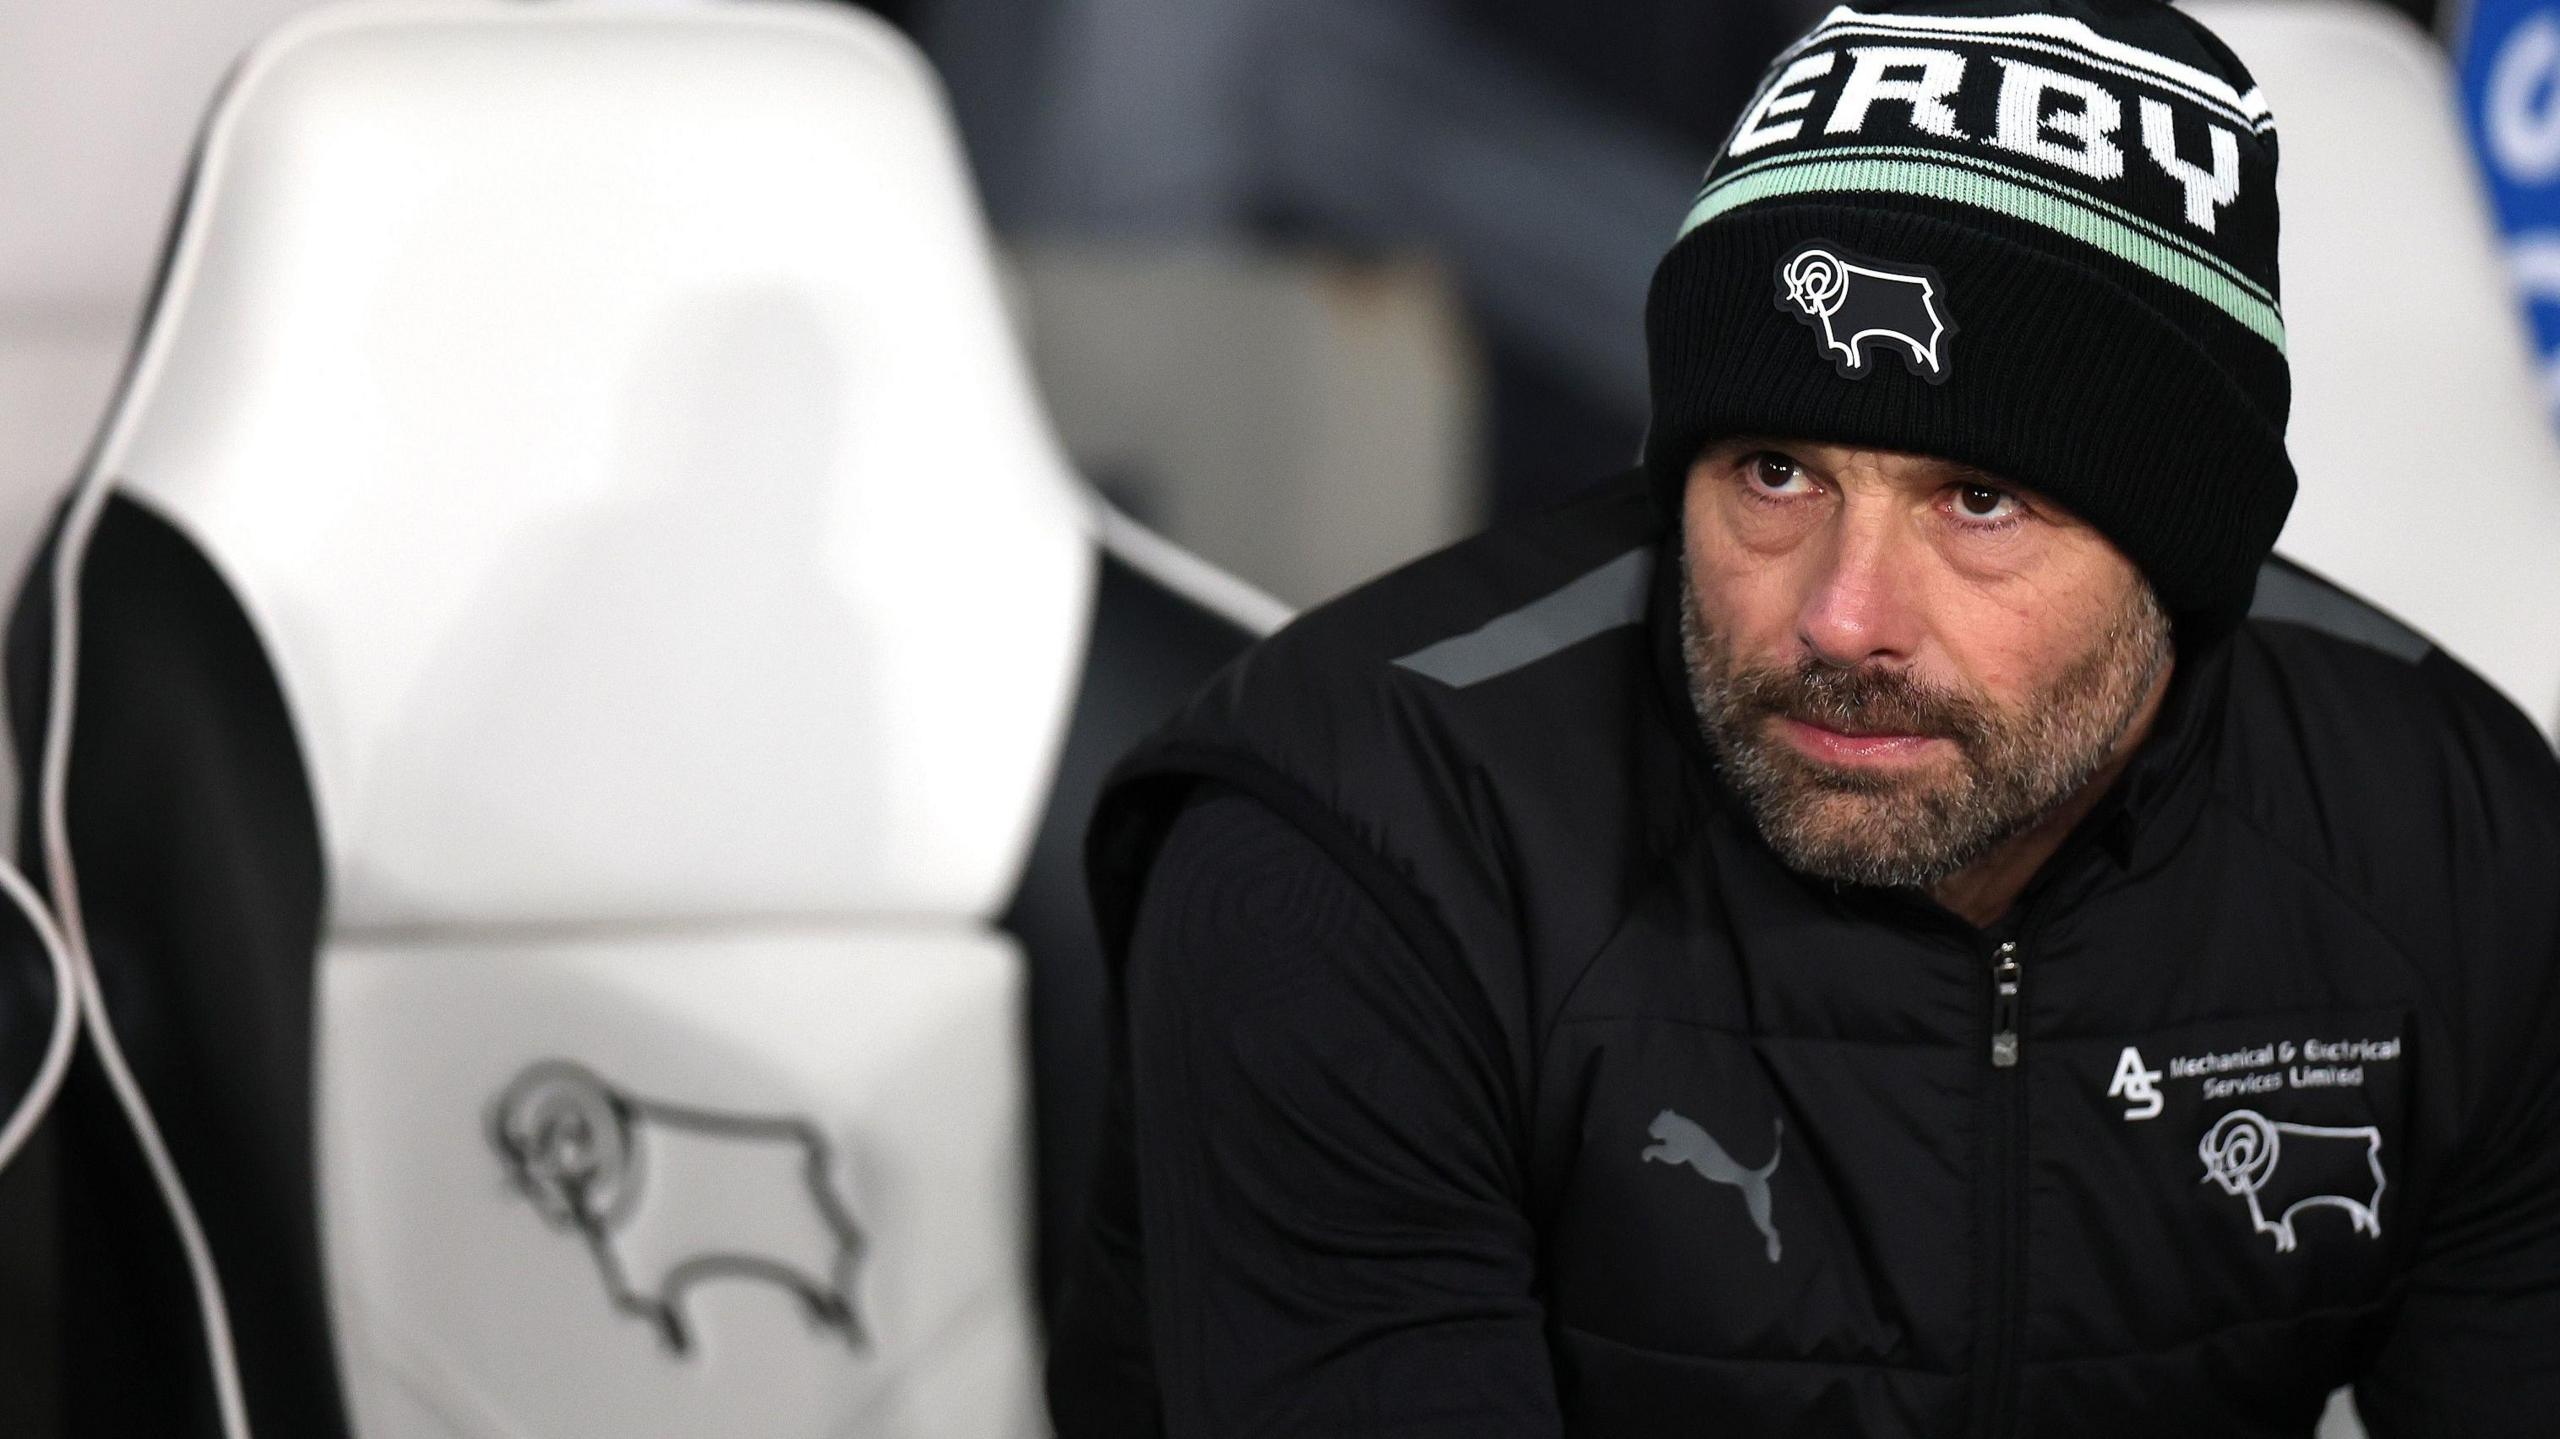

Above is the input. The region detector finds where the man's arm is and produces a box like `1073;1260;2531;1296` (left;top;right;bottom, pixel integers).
2354;709;2560;1433
2352;1020;2560;1432
1124;784;1561;1438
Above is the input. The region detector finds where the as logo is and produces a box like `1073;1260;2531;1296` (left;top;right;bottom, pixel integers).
1774;242;1955;382
2107;1045;2165;1121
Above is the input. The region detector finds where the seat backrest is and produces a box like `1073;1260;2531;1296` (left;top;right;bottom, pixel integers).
2192;0;2560;737
11;2;1274;1434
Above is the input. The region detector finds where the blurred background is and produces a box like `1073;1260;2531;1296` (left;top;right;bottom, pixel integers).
3;0;2503;623
1;0;2550;1436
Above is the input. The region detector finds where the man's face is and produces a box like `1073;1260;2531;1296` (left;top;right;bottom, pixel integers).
1679;436;2173;889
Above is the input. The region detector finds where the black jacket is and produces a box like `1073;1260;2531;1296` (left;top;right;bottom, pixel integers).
1054;470;2560;1437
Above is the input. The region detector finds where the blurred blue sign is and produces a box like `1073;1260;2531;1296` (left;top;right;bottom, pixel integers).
2461;0;2560;420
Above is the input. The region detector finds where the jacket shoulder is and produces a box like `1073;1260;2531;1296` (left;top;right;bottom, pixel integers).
1258;472;1661;682
2221;557;2560;936
1088;471;1700;1033
1163;471;1671;773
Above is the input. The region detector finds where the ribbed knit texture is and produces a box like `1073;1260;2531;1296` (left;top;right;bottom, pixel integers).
1643;0;2295;634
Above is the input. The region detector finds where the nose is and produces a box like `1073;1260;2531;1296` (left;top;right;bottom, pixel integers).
1795;503;1924;669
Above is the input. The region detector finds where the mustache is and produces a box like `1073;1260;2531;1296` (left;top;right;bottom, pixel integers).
1720;659;1992;746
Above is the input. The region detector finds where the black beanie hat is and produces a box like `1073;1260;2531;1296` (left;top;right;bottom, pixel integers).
1643;0;2295;635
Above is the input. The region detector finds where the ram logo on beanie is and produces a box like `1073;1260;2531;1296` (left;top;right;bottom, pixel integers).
1644;0;2296;637
1775;242;1958;382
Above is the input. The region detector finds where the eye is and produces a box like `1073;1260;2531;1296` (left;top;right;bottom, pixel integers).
1746;452;1816;496
1949;483;2022;524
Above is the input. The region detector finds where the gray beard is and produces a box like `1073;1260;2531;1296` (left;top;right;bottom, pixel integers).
1678;552;2173;890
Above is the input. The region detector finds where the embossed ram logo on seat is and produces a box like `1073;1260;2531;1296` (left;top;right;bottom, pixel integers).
490;1059;866;1352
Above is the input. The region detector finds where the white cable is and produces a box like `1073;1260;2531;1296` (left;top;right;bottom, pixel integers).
0;855;80;1174
42;474;254;1439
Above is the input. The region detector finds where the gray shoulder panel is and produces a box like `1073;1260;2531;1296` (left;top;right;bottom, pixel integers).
1393;546;1655;688
2249;560;2433;665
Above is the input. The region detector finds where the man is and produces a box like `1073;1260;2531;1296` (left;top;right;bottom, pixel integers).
1049;0;2560;1433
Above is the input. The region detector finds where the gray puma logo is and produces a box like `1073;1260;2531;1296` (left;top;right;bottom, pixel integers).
1642;1109;1784;1264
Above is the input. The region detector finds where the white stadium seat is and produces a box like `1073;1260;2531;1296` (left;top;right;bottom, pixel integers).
2197;0;2560;739
6;1;1280;1434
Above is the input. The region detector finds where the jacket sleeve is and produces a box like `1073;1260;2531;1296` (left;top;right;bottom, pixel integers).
1122;783;1562;1438
2352;725;2560;1433
2352;999;2560;1431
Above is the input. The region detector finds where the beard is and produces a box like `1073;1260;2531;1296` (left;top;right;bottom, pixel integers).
1679;554;2173;890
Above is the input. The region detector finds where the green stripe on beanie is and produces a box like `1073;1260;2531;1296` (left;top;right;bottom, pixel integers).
1680;148;2286;349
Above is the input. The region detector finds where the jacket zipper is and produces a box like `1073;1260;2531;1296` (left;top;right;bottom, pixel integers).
1974;936;2027;1439
1990;941;2021;1069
